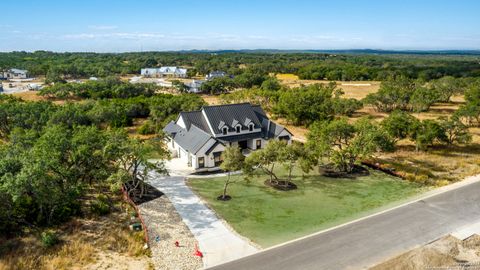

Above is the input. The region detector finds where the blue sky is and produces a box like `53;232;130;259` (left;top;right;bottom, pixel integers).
0;0;479;52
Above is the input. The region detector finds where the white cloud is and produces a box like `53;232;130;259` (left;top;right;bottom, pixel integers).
62;32;166;40
88;25;118;30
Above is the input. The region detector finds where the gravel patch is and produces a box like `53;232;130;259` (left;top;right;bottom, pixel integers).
138;196;203;270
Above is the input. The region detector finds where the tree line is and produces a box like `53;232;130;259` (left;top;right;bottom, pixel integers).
2;51;479;81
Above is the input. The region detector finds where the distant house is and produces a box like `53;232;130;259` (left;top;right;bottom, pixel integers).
205;71;227;80
3;69;29;80
185;79;205;93
163;103;292;171
141;67;188;78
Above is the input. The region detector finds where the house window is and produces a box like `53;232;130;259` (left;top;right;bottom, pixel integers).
213;152;223;167
249;124;254;132
223;127;228;135
256;139;262;149
236;126;241;133
198;157;205;168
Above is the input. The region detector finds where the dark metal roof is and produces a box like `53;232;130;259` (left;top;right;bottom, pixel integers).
163;122;213;154
163;121;182;136
179;110;211;133
202;103;262;135
218;132;265;143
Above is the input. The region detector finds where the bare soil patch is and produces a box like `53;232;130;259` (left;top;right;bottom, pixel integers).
371;235;480;270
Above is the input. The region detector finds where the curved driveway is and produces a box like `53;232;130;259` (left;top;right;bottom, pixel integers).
147;160;258;268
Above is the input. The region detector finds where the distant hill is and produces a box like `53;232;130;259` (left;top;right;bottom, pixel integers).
178;49;480;56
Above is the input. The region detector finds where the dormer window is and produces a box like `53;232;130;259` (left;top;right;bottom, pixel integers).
222;127;228;135
236;126;241;133
249;123;254;132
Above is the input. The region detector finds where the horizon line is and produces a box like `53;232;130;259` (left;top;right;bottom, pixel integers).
1;48;480;54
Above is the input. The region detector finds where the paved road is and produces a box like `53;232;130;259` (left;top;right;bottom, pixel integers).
209;178;480;270
147;161;258;268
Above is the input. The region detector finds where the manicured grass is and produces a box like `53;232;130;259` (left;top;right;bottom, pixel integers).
188;166;425;247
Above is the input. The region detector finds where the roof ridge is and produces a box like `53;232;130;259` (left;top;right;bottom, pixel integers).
201;102;252;109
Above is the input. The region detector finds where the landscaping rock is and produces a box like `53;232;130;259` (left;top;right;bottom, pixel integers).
137;195;203;270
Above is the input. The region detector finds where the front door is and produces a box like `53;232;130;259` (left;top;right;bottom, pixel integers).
238;140;248;149
256;139;262;149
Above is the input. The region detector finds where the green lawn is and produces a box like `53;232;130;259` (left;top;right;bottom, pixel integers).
187;166;426;247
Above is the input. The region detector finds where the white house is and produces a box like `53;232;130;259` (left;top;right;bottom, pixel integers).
185;79;205;93
163;103;292;171
3;69;29;80
141;67;187;78
205;71;227;80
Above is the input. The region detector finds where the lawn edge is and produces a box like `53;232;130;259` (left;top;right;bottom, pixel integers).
236;173;480;258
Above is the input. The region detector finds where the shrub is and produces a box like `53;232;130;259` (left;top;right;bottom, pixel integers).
41;230;59;248
138;120;156;135
90;195;110;216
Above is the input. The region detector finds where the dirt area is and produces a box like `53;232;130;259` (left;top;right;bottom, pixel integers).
371;235;480;270
0;210;153;270
138;195;203;270
9;90;84;105
200;94;222;105
275;75;381;100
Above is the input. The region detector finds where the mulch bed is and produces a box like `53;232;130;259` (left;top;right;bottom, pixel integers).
264;179;298;191
321;165;370;179
361;161;405;179
216;195;232;201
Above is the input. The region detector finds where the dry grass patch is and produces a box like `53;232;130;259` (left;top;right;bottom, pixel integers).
0;195;152;270
275;73;299;81
201;94;222;105
10;91;81;105
277;79;380;100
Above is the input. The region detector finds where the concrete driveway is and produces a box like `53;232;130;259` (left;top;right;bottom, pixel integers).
147;159;258;268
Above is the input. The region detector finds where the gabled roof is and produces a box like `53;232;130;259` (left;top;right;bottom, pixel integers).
178;110;211;133
202;103;262;134
251;104;291;139
9;68;27;74
163;123;214;154
164;121;182;135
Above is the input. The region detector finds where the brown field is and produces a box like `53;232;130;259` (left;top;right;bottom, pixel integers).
276;74;381;100
200;94;222;105
9;91;76;105
11;91;49;102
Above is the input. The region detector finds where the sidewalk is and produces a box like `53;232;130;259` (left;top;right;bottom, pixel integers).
147;170;258;268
